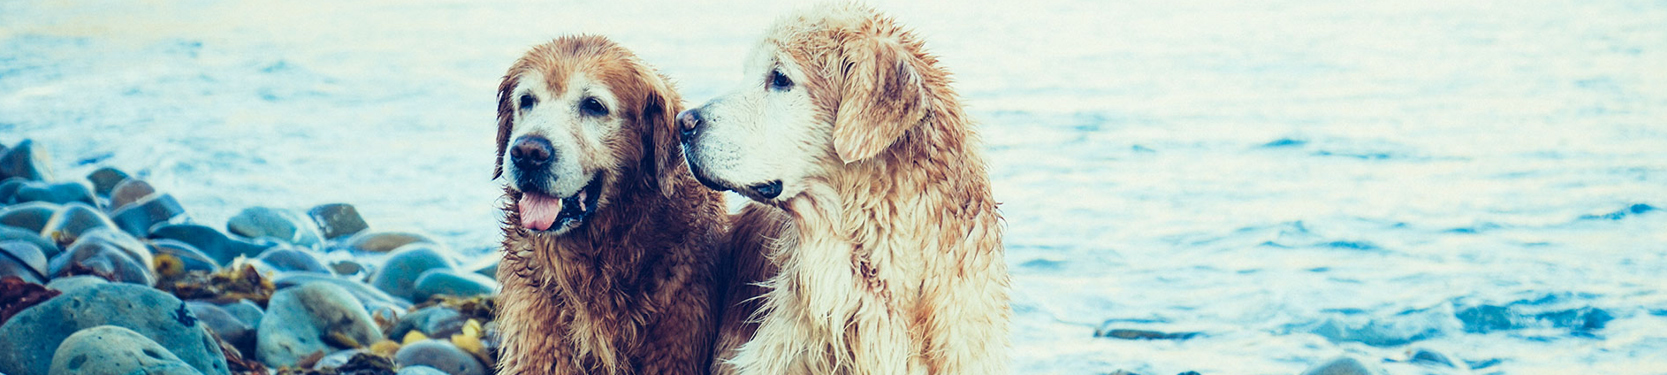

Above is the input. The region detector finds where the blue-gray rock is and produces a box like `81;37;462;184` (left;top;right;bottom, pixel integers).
217;299;264;328
397;365;450;375
329;259;366;277
388;306;465;341
150;224;275;266
1300;356;1380;375
110;194;187;237
0;140;52;181
50;325;205;375
150;239;220;274
45;275;109;293
0;224;60;258
227;207;321;248
108;179;156;211
254;247;329;273
273;273;412;310
48;228;155;286
187;302;256;358
86;167;130;198
307;203;368;240
41;203;119;248
344;231;435;253
312;349;366;370
0;283;230;375
412;269;496;301
257;282;383;368
394;340;485;375
0;201;60;232
370;244;455;302
0;178;26;203
0;240;49;283
10;181;96;206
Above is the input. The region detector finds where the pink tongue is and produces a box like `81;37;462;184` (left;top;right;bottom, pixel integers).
519;193;564;231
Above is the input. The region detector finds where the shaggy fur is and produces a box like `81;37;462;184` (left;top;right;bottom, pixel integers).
493;36;728;375
687;3;1011;374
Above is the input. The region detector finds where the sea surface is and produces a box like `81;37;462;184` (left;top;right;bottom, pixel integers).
3;0;1664;374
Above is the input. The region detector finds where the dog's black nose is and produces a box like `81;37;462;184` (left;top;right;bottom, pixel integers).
510;136;554;167
677;109;703;142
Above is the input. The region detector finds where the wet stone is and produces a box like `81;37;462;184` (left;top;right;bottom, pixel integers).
227;206;321;248
151;224;274;266
9;181;95;206
0;140;52;182
85;167;130;197
307;203;368;240
150;239;221;275
48;228;155;286
187;301;256;358
108;179;156;211
0;225;61;258
45;275;108;293
412;269;495;302
254;247;330;274
397;365;449;375
257;282;382;368
344;231;435;253
41;202;118;248
217;299;264;328
1300;356;1378;375
273;273;411;310
394;340;486;375
370;244;455;302
110;193;187;237
0;283;230;375
0;201;61;232
0;240;50;283
388;306;465;340
50;325;204;375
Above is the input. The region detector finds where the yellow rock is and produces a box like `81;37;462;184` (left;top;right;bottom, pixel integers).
369;340;401;357
401;331;428;345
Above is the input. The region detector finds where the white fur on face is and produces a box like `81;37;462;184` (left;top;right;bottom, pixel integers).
503;72;624;198
684;44;830;202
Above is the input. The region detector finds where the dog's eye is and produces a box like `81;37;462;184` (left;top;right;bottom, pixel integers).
768;69;793;91
518;94;537;111
580;97;609;117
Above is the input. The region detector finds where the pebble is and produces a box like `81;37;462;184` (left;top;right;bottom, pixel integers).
44;275;108;293
0;201;61;232
108;179;156;211
307;203;369;240
330;259;366;277
0;283;230;375
0;140;52;181
369;244;455;302
312;349;366;370
216;299;265;328
110;193;187;237
1299;356;1379;375
227;206;321;248
9;181;96;206
412;269;496;302
49;325;204;375
272;273;412;310
41;202;119;248
0;240;50;283
48;228;156;286
85;167;130;197
150;224;274;266
186;302;256;360
150;239;221;274
394;340;486;375
254;247;330;273
397;365;450;375
1;224;62;258
388;306;465;340
344;231;435;253
256;281;383;368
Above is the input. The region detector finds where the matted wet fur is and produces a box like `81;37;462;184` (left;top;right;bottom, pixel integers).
685;3;1011;374
492;35;727;375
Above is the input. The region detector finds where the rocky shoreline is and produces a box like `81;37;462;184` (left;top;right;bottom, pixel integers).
0;139;501;375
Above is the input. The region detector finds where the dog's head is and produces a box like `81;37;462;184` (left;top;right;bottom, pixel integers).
496;36;683;236
678;3;940;203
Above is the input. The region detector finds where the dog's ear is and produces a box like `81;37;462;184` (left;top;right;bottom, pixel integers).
493;74;519;180
831;35;931;164
639;75;683;197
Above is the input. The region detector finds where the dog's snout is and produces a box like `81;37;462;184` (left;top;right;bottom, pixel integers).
510;136;555;167
677;109;704;142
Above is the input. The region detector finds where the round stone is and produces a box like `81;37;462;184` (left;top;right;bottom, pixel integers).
343;231;435;253
110;193;186;237
256;282;383;368
0;283;230;375
369;244;454;302
0;224;61;258
150;224;275;266
0;201;61;233
0;140;52;182
394;340;485;375
50;325;204;375
48;228;155;286
0;240;49;283
41;202;118;248
411;269;496;302
9;181;95;206
85;167;130;198
149;239;221;275
227;207;321;248
108;179;156;212
307;203;368;240
254;247;329;274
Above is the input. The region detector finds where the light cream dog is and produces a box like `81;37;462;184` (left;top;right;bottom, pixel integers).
681;3;1011;374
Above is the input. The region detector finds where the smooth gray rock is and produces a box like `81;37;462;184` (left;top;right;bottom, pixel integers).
0;240;49;283
412;269;496;301
273;272;412;310
217;299;264;328
307;203;368;240
257;282;383;368
1300;356;1380;375
0;224;60;258
254;247;329;273
10;181;95;206
343;231;434;253
227;207;321;248
397;365;450;375
187;302;256;358
370;244;454;302
48;228;154;286
150;224;274;266
110;193;186;237
150;239;220;274
50;325;204;375
108;179;157;212
394;340;485;375
45;275;108;293
41;202;119;249
388;306;465;341
0;283;230;375
0;140;52;181
86;167;130;198
0;201;60;232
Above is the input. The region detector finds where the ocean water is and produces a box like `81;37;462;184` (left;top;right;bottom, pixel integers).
3;0;1664;374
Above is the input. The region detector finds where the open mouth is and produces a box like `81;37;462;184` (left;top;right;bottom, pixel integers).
517;175;602;233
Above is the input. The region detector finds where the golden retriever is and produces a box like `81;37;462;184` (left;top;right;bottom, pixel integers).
492;35;727;375
681;3;1012;374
